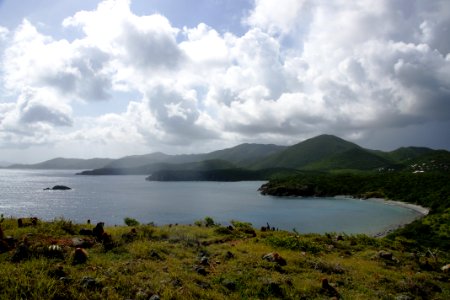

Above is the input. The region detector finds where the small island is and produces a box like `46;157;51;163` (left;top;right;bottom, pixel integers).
43;185;72;191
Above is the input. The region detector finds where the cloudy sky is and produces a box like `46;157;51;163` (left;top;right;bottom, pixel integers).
0;0;449;163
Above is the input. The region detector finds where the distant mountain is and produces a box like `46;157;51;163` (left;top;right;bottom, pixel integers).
8;134;449;176
251;134;363;169
79;159;237;175
102;152;175;169
385;146;434;162
0;161;12;168
200;143;287;166
8;157;114;170
80;143;287;174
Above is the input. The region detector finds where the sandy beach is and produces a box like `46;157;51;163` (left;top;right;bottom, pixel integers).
365;198;430;237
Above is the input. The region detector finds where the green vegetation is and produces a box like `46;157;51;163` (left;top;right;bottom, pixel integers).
11;134;450;177
259;171;450;251
124;217;140;227
146;167;297;181
0;217;449;299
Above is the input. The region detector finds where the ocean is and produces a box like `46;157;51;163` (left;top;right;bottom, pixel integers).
0;169;421;234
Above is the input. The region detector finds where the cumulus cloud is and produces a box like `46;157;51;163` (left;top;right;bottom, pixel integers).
0;26;8;40
1;0;450;159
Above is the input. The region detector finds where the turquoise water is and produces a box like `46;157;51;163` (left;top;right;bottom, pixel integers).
0;169;421;234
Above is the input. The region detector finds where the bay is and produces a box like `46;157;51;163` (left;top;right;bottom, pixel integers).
0;169;421;235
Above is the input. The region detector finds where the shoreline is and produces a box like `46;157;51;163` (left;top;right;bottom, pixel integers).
363;197;430;238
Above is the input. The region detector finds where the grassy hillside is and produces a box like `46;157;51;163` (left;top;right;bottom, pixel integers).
0;217;448;299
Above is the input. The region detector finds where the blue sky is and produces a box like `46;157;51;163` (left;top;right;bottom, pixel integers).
0;0;449;163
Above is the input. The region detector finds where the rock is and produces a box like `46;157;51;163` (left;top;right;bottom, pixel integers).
71;237;94;248
224;251;234;260
321;278;340;299
149;250;162;260
378;250;394;260
72;248;88;265
79;228;93;236
171;278;182;287
48;265;67;279
194;279;210;289
222;279;236;290
11;242;31;262
149;295;161;300
262;280;284;297
59;277;73;284
395;295;414;300
121;228;138;242
262;252;287;266
199;256;209;266
93;222;105;240
80;276;102;290
193;265;208;276
46;244;64;259
135;290;149;300
0;240;9;254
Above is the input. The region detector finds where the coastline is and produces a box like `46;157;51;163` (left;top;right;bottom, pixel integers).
364;197;430;238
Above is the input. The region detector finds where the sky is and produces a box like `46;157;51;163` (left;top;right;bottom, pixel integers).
0;0;449;164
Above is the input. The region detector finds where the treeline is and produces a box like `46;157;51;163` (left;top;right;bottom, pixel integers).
260;171;450;212
259;171;450;250
146;168;297;182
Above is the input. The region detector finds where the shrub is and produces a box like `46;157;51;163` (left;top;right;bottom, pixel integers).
124;217;140;227
204;216;215;227
266;235;323;253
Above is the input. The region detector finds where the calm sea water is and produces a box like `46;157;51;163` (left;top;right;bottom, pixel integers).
0;169;421;235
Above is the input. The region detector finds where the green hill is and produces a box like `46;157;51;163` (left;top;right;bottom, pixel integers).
303;147;396;171
383;146;434;162
202;143;286;166
252;134;361;170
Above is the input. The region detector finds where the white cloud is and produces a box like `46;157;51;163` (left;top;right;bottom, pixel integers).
0;26;8;40
1;0;450;160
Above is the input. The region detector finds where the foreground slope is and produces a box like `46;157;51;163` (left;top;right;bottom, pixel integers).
0;218;448;299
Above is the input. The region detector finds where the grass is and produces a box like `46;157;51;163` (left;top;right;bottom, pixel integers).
0;217;449;299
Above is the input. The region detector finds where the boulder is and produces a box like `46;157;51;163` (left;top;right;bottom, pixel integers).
262;252;287;266
441;264;450;272
72;248;88;265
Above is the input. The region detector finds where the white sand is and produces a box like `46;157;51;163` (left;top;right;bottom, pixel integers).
363;198;430;237
365;198;430;216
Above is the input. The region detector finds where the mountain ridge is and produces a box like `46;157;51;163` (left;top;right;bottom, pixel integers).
6;134;449;175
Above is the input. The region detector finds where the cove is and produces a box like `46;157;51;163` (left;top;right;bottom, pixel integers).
0;169;422;235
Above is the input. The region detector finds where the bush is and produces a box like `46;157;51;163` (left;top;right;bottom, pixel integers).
124;217;140;227
204;216;215;227
266;235;323;253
